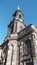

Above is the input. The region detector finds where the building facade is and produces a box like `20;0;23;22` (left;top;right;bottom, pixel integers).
0;8;37;65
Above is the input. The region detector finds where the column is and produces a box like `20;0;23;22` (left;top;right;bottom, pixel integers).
0;48;3;65
30;34;37;65
17;43;20;65
12;43;17;65
6;43;13;65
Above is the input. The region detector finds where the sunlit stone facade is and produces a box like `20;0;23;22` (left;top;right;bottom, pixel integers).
0;8;37;65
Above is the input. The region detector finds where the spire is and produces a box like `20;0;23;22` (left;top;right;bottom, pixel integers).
17;6;20;10
13;6;23;16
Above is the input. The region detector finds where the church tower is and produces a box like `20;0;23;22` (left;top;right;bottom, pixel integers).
8;6;25;35
0;7;37;65
4;7;26;65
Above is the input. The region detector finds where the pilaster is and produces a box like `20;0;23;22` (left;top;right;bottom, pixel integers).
6;43;13;65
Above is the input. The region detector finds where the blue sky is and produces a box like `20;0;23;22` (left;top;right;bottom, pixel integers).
0;0;37;44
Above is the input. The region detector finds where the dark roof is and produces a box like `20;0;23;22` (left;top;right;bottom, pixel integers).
13;9;23;16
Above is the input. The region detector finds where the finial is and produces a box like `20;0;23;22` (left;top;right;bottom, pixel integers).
17;6;20;10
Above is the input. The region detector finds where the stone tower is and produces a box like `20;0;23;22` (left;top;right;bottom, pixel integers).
0;7;37;65
8;7;25;35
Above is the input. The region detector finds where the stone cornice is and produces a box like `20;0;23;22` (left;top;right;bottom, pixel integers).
18;24;37;38
0;24;37;47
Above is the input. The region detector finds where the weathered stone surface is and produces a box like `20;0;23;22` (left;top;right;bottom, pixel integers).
0;8;37;65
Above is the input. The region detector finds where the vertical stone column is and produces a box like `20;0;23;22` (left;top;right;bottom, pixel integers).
17;43;20;65
23;42;26;65
6;43;13;65
20;42;24;65
0;47;3;64
30;34;37;65
17;42;26;65
0;47;5;65
12;41;18;65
